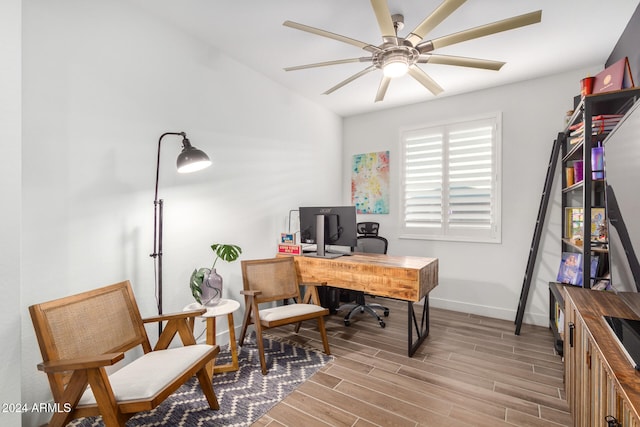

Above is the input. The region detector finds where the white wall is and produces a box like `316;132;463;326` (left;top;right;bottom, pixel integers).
0;0;22;426
344;66;601;327
20;1;341;425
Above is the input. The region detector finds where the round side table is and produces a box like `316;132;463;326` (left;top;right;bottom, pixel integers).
184;299;240;375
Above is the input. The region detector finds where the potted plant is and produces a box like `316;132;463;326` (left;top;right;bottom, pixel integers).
190;243;242;307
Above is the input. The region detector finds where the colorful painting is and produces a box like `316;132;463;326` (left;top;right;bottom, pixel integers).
351;151;390;214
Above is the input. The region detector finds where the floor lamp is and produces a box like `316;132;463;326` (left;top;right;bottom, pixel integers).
151;132;211;336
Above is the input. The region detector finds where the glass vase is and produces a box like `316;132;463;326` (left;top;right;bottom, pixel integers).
201;268;223;306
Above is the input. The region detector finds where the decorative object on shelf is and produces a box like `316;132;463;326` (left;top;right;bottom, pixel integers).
592;56;635;94
190;244;242;307
592;143;605;179
151;132;211;335
591;208;607;241
565;110;575;126
565;167;575;186
581;76;595;97
573;159;584;183
277;232;302;255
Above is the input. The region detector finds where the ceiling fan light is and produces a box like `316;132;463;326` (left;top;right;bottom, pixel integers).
383;56;409;78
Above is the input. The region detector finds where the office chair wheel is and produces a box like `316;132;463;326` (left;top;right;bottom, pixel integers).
344;319;351;326
379;320;386;328
383;309;389;317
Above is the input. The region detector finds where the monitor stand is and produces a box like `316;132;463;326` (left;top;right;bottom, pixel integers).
304;252;344;259
303;214;344;259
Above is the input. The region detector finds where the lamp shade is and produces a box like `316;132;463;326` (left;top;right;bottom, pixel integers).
176;138;212;173
383;55;409;78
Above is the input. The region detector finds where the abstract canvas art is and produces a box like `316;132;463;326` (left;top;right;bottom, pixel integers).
351;151;390;214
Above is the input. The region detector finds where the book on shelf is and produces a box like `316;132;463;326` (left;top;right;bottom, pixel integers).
556;252;600;287
565;207;583;241
592;56;635;94
568;114;624;137
556;303;564;334
557;252;582;285
564;207;605;241
592;272;611;291
593;115;625;134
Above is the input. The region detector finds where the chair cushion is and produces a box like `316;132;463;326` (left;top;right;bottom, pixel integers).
78;344;214;405
258;303;326;322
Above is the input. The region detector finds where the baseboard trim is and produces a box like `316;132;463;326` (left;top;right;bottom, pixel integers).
429;297;548;328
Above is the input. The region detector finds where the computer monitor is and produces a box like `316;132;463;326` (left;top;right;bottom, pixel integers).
299;206;357;257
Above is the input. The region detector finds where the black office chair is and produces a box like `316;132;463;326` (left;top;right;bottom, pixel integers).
338;222;390;328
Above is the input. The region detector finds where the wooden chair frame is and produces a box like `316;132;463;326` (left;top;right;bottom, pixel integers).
238;257;331;374
29;280;220;427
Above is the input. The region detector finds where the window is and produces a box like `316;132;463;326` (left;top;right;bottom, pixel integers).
400;114;501;243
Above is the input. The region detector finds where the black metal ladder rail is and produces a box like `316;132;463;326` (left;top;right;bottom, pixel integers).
514;134;563;335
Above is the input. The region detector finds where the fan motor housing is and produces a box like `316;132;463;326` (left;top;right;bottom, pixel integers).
373;43;419;71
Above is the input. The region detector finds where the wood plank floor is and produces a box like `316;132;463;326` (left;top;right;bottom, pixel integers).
254;297;571;427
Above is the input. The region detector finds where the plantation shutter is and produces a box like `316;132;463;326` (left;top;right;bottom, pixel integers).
403;130;444;232
448;120;494;231
401;114;501;243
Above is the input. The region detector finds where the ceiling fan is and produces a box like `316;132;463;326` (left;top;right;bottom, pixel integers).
283;0;542;102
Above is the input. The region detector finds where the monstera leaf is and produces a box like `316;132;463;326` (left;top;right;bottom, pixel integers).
210;244;242;268
189;267;209;304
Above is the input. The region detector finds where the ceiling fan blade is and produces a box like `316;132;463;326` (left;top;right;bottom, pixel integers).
283;20;380;54
284;57;372;71
375;76;391;102
419;54;505;71
408;65;444;96
324;66;377;95
427;10;542;51
406;0;467;46
370;0;396;38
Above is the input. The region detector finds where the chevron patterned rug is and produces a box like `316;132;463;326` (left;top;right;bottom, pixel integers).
68;333;332;426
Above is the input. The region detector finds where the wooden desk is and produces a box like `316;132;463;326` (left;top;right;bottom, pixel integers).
289;253;438;356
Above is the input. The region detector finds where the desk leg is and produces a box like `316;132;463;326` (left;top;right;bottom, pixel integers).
407;296;429;357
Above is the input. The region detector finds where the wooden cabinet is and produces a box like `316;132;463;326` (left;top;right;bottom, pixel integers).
564;286;640;426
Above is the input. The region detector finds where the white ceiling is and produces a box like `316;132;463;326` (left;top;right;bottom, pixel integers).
129;0;639;117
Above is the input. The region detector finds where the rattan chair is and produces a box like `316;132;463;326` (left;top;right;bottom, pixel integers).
238;256;331;374
29;280;220;427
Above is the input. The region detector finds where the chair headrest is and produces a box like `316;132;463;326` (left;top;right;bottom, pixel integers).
357;222;379;236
